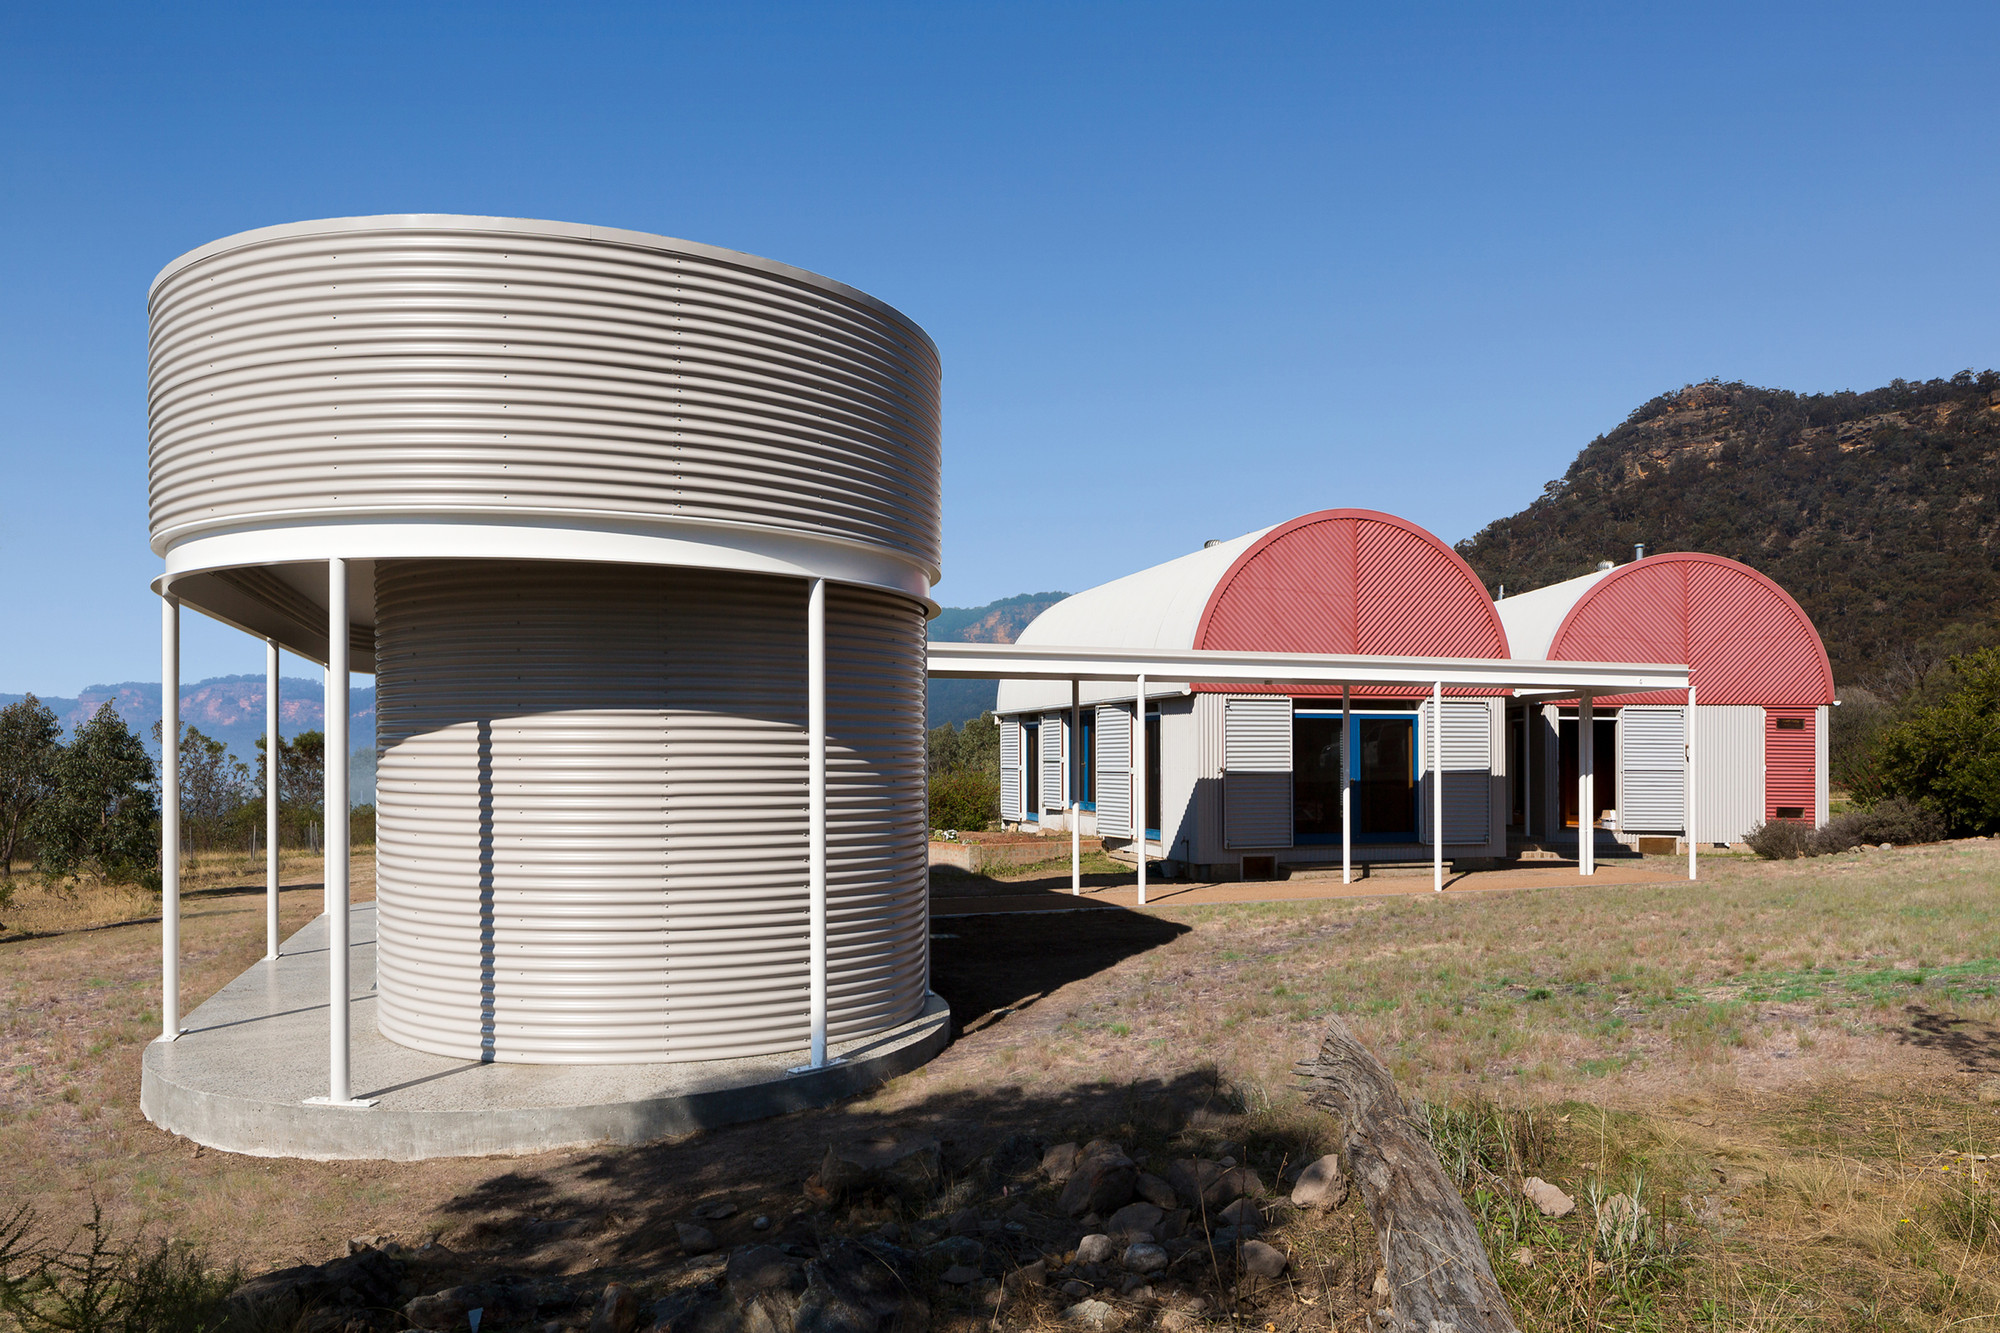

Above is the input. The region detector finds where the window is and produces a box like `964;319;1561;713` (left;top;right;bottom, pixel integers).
1774;717;1805;730
1144;711;1162;839
1077;710;1096;810
1023;721;1040;822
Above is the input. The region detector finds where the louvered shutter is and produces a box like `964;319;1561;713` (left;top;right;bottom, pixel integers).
1095;704;1133;836
999;718;1023;821
1619;706;1685;832
1040;714;1066;813
1224;696;1293;848
1420;700;1491;845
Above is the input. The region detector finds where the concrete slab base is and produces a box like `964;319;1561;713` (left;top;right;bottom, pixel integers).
140;905;951;1161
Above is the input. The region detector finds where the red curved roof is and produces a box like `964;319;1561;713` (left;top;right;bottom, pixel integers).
1548;553;1833;706
1193;509;1510;695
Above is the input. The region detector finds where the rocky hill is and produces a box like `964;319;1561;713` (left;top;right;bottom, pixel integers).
926;592;1069;727
1456;371;2000;688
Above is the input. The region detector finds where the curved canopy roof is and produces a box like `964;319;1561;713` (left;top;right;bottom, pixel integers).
1496;552;1833;706
996;509;1511;712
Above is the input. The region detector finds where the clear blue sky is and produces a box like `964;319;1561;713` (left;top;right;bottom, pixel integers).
3;2;1996;694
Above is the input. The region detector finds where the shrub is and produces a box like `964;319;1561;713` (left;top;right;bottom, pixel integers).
1745;819;1817;860
928;770;998;833
1873;646;2000;834
1749;796;1948;859
1814;795;1946;851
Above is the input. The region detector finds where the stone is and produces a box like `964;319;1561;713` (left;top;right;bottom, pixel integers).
1521;1177;1575;1219
646;1287;735;1333
752;1216;772;1231
988;1133;1048;1187
589;1284;640;1333
228;1249;408;1331
1289;1153;1349;1211
726;1246;805;1294
1215;1197;1260;1230
1060;1279;1094;1299
796;1239;919;1333
1165;1160;1262;1212
1210;1225;1258;1247
1237;1240;1287;1279
948;1208;982;1236
924;1235;983;1268
678;1224;718;1255
1159;1311;1197;1333
1059;1143;1138;1218
1135;1173;1178;1210
1121;1243;1169;1275
1074;1234;1117;1264
817;1134;943;1205
1064;1298;1116;1326
405;1283;535;1332
1043;1142;1083;1182
1156;1209;1191;1242
693;1201;739;1222
1510;1246;1535;1268
940;1265;981;1286
1104;1202;1165;1240
1003;1260;1047;1290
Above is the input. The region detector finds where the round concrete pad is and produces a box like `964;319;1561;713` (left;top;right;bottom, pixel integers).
141;905;950;1161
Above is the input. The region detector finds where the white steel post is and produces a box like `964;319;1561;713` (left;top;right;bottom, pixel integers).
160;595;181;1042
1523;704;1533;844
1133;675;1147;907
1341;684;1352;885
1070;679;1081;895
807;578;829;1068
1686;683;1698;881
1578;690;1595;877
324;557;356;1103
1432;680;1444;892
266;639;281;960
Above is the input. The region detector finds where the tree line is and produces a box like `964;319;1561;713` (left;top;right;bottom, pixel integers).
0;693;367;891
927;711;1000;832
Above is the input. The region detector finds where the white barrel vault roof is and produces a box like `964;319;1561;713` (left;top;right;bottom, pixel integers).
1493;567;1615;661
995;524;1273;713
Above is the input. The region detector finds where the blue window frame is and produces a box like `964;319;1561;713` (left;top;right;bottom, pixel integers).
1076;710;1096;811
1144;711;1161;841
1022;720;1040;822
1292;706;1422;844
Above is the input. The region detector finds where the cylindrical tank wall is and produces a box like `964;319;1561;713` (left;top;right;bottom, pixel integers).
147;218;942;576
372;559;928;1064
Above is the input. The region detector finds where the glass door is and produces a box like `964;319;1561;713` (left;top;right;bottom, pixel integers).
1023;721;1040;822
1353;716;1417;839
1292;715;1345;842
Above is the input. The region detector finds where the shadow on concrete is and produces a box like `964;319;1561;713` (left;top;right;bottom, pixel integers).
1898;1004;2000;1073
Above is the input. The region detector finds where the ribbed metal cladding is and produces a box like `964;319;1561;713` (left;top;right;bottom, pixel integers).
373;559;927;1064
147;218;941;573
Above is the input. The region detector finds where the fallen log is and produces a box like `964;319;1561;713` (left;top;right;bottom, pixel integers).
1296;1016;1519;1333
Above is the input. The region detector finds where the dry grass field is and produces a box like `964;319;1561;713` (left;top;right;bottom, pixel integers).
3;844;1998;1330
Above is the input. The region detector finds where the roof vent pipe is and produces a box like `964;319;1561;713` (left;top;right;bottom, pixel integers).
1597;560;1615;572
1635;543;1646;560
1203;539;1222;549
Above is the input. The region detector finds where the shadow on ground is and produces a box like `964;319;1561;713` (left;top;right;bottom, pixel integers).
928;906;1190;1038
1897;1004;2000;1073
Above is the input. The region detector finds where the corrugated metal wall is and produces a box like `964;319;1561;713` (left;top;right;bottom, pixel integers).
147;219;943;575
998;719;1022;821
1815;705;1830;826
1764;706;1817;822
1419;699;1494;846
1158;696;1199;860
1040;714;1066;814
1693;705;1764;844
373;559;926;1064
1095;705;1133;837
1192;693;1227;862
1618;706;1685;833
1223;696;1293;848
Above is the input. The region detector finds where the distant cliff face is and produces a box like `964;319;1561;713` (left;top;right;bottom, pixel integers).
1456;372;2000;688
925;591;1070;727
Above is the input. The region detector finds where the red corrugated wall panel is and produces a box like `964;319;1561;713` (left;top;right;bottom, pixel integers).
1547;553;1833;708
1194;509;1509;696
1764;707;1817;821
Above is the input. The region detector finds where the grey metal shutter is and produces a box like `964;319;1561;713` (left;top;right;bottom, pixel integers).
1224;696;1294;849
999;718;1023;821
1420;700;1491;846
1041;714;1066;813
1095;704;1133;837
1619;706;1685;832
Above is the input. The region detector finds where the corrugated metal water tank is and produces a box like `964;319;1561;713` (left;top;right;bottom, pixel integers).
147;216;942;1067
